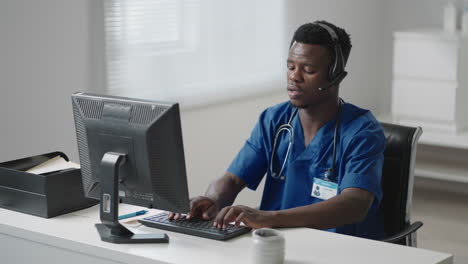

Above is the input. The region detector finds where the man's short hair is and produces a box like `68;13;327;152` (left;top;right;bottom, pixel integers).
290;21;352;66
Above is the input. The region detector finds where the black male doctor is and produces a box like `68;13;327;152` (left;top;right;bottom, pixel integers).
170;21;385;239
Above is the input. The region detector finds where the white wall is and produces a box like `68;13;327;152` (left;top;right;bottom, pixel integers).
0;0;94;162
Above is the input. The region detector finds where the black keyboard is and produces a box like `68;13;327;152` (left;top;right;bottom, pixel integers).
139;212;251;241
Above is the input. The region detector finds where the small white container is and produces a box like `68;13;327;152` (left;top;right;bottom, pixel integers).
252;228;285;264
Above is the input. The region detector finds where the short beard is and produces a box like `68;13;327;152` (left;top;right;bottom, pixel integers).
289;101;308;109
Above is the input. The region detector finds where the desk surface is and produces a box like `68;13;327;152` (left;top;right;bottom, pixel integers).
0;204;453;264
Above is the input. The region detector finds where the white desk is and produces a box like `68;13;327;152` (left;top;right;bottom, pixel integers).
0;204;453;264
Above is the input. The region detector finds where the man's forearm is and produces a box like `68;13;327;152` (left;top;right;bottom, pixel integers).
271;188;373;230
205;172;246;209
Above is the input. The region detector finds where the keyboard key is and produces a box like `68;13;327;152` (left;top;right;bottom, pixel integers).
138;212;251;241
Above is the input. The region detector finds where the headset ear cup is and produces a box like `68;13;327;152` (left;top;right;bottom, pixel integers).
314;22;347;84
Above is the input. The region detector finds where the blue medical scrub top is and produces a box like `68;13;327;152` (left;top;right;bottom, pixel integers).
227;100;385;239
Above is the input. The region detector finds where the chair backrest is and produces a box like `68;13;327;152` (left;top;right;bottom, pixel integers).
379;122;422;245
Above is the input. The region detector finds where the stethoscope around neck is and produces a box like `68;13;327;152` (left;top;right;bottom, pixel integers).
269;100;343;182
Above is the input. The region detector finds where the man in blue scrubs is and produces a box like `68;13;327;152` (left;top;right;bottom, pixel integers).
169;21;385;239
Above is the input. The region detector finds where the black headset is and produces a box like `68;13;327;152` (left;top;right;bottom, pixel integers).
312;22;348;90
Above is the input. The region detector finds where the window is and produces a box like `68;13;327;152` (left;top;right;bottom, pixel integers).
103;0;286;107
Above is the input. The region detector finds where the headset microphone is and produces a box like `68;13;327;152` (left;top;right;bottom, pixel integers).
317;71;348;91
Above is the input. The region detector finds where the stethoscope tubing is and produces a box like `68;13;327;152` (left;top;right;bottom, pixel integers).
269;101;343;181
270;108;297;180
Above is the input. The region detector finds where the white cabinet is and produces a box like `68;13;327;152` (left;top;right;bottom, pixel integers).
391;30;468;132
390;30;468;184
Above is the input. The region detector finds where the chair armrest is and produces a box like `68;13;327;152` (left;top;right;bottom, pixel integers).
381;221;423;243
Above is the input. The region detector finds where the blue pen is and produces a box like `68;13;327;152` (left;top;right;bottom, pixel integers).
118;210;148;220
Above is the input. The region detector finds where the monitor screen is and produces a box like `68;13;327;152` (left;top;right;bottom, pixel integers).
72;92;190;214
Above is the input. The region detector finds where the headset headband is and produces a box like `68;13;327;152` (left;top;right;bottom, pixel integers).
314;22;347;82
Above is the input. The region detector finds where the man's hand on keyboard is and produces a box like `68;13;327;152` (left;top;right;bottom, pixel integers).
168;196;219;221
213;205;274;230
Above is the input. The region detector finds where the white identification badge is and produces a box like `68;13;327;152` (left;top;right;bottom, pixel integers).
311;178;338;200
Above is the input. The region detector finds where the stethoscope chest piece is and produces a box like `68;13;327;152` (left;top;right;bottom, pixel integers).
271;173;285;180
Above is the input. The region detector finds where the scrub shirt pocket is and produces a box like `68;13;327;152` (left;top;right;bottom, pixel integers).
282;161;328;208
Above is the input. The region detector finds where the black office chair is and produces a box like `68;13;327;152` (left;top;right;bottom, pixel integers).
379;122;423;246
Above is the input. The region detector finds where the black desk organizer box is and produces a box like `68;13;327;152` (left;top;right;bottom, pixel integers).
0;151;98;218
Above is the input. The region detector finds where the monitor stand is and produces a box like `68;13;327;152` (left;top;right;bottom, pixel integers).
95;152;169;243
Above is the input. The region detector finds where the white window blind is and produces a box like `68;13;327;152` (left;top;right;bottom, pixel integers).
103;0;285;106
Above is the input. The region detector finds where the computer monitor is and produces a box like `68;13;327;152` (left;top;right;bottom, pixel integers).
71;92;190;243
